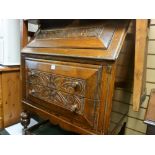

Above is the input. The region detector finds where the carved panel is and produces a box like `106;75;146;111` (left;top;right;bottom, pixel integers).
27;69;86;97
28;83;85;114
36;25;106;39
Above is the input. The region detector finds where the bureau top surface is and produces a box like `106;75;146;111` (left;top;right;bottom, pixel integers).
22;20;130;60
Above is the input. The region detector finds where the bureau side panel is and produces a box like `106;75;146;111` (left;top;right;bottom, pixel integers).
108;25;135;134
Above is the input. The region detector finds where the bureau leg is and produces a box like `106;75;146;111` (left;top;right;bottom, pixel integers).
20;111;30;135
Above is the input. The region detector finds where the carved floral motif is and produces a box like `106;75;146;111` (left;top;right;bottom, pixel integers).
28;69;86;96
27;69;86;114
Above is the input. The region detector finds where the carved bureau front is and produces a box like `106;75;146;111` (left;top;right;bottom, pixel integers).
21;20;134;134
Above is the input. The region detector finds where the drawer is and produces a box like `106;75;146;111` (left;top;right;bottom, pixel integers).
25;58;102;100
27;83;100;128
24;58;102;128
27;83;85;114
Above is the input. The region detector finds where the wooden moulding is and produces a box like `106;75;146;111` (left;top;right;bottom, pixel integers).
0;66;20;72
133;19;148;111
20;20;28;48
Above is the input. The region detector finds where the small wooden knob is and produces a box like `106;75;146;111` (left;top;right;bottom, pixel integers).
72;81;79;91
72;81;79;87
70;104;78;112
29;89;35;94
28;71;35;76
21;111;29;119
51;90;56;96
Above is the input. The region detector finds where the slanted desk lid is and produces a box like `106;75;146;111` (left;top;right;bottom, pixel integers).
27;21;117;49
23;20;130;60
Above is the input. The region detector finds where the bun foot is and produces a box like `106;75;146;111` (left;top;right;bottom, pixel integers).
20;111;30;135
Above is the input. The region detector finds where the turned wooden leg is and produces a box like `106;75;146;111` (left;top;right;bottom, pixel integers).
20;111;30;135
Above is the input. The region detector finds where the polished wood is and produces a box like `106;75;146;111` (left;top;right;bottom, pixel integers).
28;21;116;49
0;74;3;128
21;20;28;48
22;21;128;61
133;20;148;111
0;66;21;128
21;111;30;134
21;20;134;134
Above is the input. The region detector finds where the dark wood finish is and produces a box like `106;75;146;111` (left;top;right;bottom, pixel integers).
21;111;30;134
20;20;134;134
146;125;155;135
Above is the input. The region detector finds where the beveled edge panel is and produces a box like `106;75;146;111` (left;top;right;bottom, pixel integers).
28;22;116;49
25;58;102;100
21;21;129;60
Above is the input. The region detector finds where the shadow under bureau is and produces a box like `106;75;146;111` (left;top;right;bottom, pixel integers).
20;20;134;134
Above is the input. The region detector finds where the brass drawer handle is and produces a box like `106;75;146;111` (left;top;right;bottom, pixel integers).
70;104;78;112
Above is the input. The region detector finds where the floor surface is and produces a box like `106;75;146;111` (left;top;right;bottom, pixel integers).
0;118;77;135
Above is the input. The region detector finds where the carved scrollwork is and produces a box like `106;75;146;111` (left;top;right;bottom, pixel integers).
27;69;86;97
28;70;51;87
28;84;84;114
36;26;105;39
27;69;86;114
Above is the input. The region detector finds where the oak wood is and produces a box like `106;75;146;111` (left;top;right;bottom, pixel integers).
28;22;116;49
25;58;102;100
0;74;3;128
133;20;148;111
0;67;21;128
21;20;28;48
0;66;20;72
22;21;129;61
21;20;134;134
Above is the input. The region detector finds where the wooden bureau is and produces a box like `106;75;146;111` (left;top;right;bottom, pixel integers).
21;20;134;134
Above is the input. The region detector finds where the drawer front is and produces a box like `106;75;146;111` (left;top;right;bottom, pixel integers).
27;83;99;128
28;83;85;115
27;69;86;97
25;58;102;100
25;58;102;128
